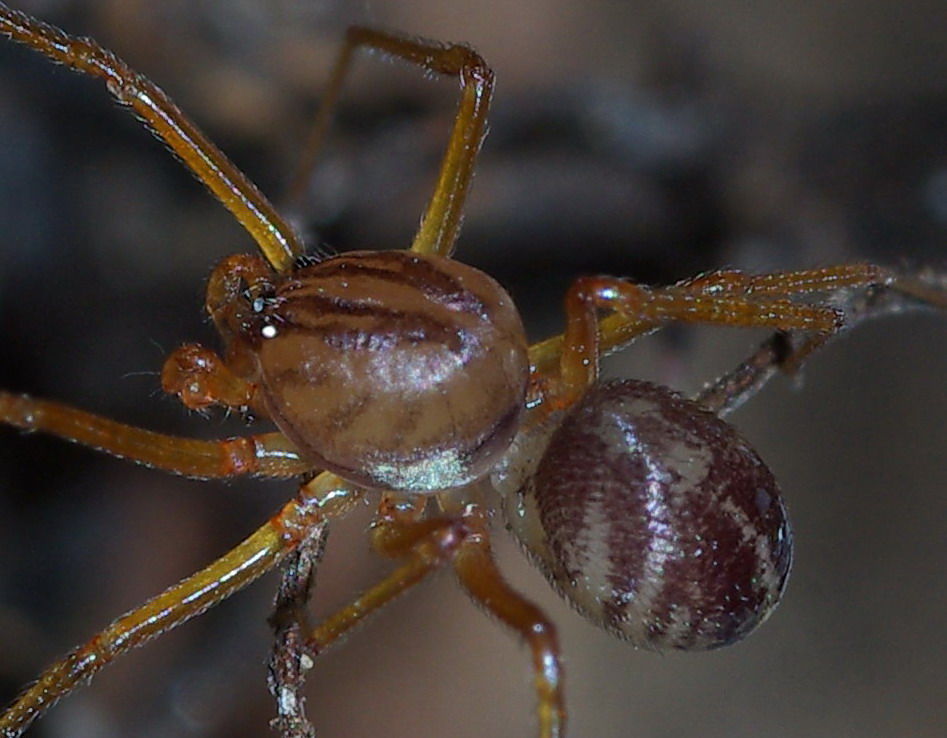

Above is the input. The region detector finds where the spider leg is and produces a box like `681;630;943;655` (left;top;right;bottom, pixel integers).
552;274;838;405
0;392;309;478
532;263;947;407
299;488;564;738
679;263;889;296
304;494;470;656
0;473;360;738
528;266;947;386
695;267;947;417
441;489;566;738
284;26;493;259
0;4;303;273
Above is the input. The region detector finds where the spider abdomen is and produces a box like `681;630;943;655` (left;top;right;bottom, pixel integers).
255;250;529;491
504;380;792;651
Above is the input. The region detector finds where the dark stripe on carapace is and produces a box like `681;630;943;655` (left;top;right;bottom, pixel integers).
287;251;490;316
276;295;467;354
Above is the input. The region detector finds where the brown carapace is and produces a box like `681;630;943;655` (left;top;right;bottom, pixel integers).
0;4;945;738
248;250;529;491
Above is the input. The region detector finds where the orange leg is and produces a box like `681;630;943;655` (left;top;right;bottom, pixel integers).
297;488;564;738
441;490;566;738
284;26;494;259
529;264;947;388
540;263;947;407
0;392;308;478
556;270;852;400
694;267;947;417
679;262;890;296
0;473;361;738
304;503;470;657
0;6;303;272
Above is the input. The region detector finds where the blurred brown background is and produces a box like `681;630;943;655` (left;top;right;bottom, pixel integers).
0;1;945;737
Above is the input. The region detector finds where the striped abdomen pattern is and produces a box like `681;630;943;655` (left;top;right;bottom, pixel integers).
254;250;528;492
500;379;792;651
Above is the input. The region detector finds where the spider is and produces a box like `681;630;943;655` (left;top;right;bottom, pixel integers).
1;4;946;738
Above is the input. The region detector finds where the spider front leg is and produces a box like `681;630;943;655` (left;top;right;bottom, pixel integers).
0;4;303;272
285;26;494;258
0;392;309;478
0;473;361;738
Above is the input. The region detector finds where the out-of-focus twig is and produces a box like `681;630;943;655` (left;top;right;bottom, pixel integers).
267;521;329;738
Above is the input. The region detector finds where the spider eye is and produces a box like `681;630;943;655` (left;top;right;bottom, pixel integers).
507;379;792;652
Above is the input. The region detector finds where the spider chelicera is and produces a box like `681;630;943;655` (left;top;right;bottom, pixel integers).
1;5;946;738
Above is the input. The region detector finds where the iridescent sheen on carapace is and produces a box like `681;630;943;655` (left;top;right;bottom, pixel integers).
249;250;529;492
